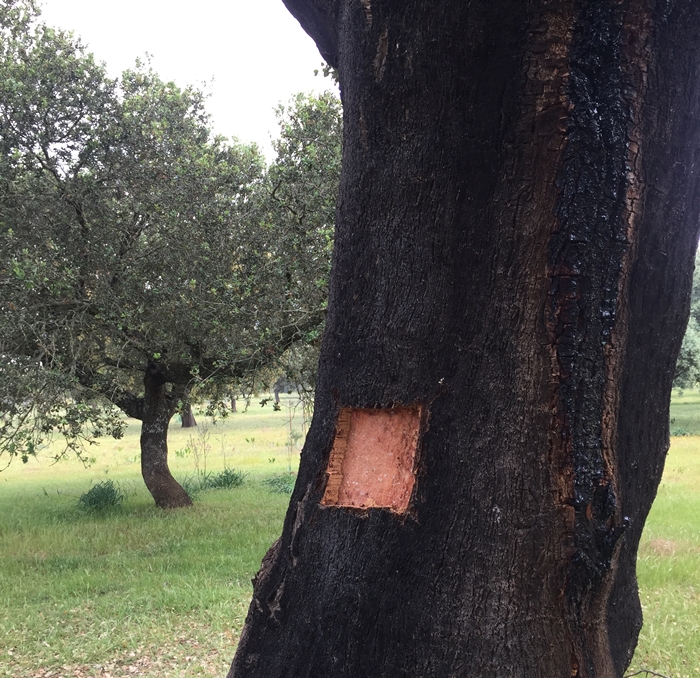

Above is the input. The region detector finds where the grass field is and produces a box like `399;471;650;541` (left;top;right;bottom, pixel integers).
0;396;303;678
0;393;698;677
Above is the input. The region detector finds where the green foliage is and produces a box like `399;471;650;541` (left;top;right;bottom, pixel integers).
202;468;247;489
175;444;191;459
674;249;700;388
77;480;124;512
176;473;205;499
178;468;247;497
0;360;126;467
0;2;339;464
263;472;296;494
201;91;342;414
261;92;342;406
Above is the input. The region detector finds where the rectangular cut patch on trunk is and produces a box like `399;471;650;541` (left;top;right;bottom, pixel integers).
321;406;422;513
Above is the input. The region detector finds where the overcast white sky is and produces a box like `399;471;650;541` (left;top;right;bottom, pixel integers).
39;0;335;158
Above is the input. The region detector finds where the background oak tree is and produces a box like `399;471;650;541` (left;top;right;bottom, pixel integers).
0;1;337;507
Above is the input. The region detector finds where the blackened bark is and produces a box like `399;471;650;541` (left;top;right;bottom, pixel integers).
181;403;197;428
281;0;339;67
231;2;700;677
141;362;193;509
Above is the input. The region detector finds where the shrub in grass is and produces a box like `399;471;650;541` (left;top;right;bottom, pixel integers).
177;474;203;499
264;473;296;494
176;469;246;498
77;480;124;512
203;468;246;489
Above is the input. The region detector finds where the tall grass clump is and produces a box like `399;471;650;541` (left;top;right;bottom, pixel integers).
264;472;296;494
77;479;124;512
203;468;246;489
177;468;247;497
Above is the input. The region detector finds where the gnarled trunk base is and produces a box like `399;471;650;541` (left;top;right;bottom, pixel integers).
141;362;192;509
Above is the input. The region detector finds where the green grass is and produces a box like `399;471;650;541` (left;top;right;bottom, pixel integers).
628;434;700;678
0;393;698;676
77;479;126;512
0;395;304;677
669;388;700;436
0;486;289;677
635;386;700;678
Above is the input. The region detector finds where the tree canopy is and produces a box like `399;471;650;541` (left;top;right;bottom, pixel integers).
261;91;341;401
0;0;340;505
674;249;700;389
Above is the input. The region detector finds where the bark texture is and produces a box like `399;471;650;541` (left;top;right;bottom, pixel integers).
141;363;193;509
231;1;700;676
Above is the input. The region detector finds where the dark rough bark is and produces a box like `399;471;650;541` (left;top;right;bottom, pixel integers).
141;362;193;509
181;403;197;428
231;1;700;677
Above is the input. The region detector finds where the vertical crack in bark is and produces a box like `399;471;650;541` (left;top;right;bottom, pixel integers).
508;1;580;670
492;6;580;670
547;1;653;675
600;2;650;501
532;7;579;676
360;0;372;28
373;26;388;81
593;3;651;674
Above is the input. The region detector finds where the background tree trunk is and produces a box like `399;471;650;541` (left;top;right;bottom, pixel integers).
140;363;193;509
181;403;197;428
230;1;700;677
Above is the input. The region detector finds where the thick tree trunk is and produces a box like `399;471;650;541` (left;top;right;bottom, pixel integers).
230;2;700;677
141;363;193;509
181;403;197;428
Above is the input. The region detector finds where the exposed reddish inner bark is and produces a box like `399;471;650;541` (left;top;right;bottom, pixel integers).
322;406;421;512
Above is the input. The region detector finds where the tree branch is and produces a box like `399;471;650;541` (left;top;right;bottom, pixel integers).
101;385;144;421
281;0;340;68
74;364;145;420
178;309;326;386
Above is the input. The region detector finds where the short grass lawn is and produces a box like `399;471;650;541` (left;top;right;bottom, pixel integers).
670;388;700;436
1;395;304;677
0;393;698;677
629;433;700;678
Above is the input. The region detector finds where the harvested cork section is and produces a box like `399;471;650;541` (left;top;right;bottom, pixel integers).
321;405;422;513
